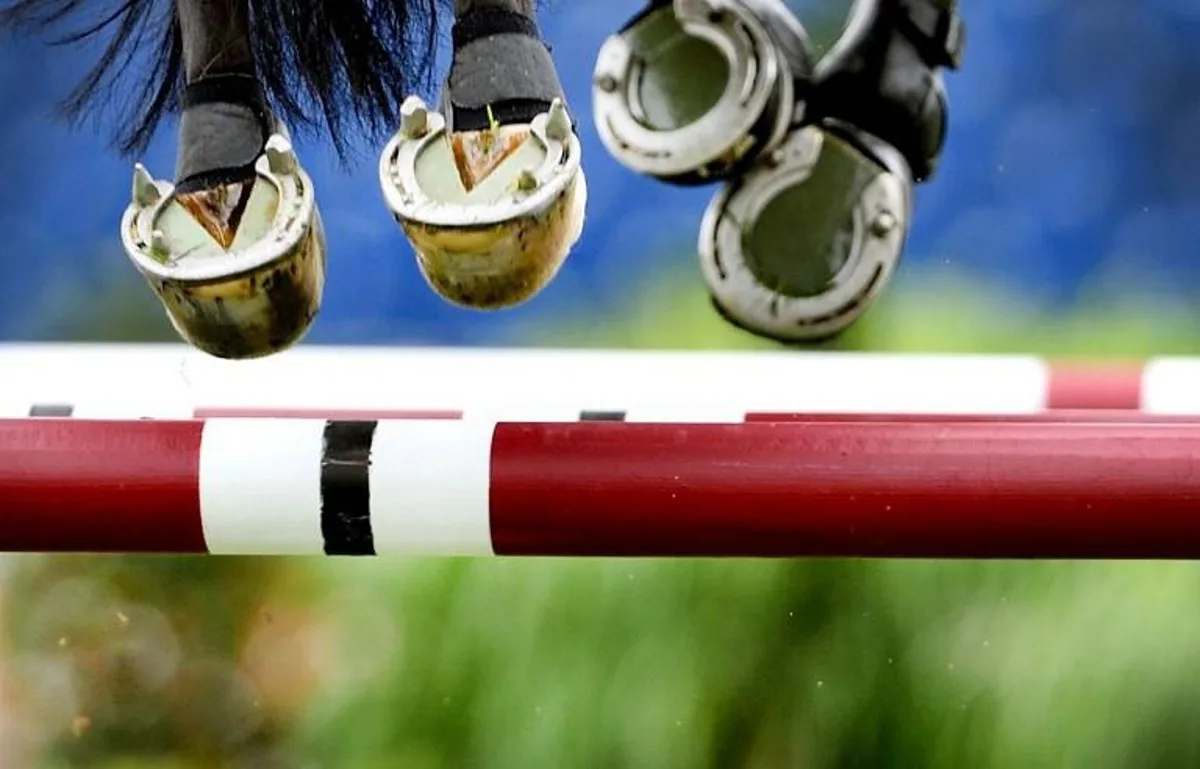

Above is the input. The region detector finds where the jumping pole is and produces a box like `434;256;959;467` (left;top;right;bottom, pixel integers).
2;415;1200;559
2;344;1198;417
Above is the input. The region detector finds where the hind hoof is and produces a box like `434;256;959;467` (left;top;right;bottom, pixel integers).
697;127;909;344
379;96;586;309
121;134;325;360
592;0;810;186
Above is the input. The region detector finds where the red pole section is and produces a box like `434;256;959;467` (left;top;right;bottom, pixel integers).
490;421;1200;558
1047;363;1143;410
2;417;1200;558
0;419;207;553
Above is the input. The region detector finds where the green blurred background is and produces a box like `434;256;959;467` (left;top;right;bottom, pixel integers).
6;268;1200;768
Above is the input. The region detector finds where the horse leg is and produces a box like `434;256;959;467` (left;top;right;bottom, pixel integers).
379;0;587;310
590;0;963;344
174;0;260;194
121;0;326;359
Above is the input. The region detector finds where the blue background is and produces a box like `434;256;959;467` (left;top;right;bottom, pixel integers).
2;0;1198;344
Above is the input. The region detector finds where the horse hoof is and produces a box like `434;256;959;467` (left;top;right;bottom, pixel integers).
121;133;325;360
379;96;586;310
591;0;812;186
698;127;910;343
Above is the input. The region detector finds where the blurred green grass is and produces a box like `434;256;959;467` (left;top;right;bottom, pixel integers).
11;265;1200;768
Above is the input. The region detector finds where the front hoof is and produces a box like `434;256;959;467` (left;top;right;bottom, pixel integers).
380;97;586;309
121;134;325;360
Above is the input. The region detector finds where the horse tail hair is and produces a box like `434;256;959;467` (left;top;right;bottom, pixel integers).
243;0;445;158
0;0;183;156
0;0;446;160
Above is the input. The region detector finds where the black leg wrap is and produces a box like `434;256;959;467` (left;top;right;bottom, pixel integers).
175;73;274;194
452;6;541;44
809;0;965;183
442;7;567;132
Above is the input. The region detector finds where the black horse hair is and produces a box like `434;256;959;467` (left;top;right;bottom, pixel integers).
0;0;450;160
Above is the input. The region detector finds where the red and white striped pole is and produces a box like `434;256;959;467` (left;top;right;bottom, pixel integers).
4;344;1200;418
3;415;1200;559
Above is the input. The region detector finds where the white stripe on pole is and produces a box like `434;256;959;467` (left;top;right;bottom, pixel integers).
0;345;1055;414
8;344;195;419
466;405;585;422
69;401;195;420
0;398;32;418
199;419;328;555
623;406;747;423
1140;359;1200;414
369;419;495;556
